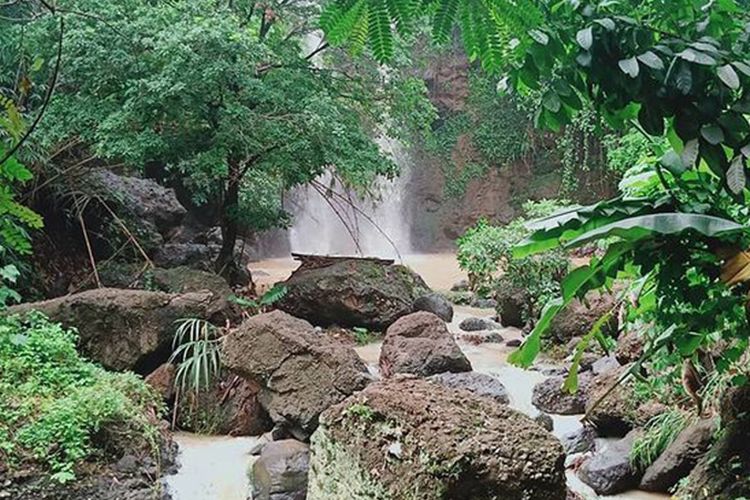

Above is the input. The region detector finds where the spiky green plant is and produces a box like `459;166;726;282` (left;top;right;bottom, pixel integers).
169;319;221;397
630;409;690;471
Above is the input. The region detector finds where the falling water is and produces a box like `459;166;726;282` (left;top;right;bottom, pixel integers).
287;137;413;259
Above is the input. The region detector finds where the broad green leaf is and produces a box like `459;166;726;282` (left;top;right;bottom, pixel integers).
681;139;700;167
733;61;750;77
660;150;686;175
529;29;549;45
508;297;563;368
718;64;740;90
678;48;717;66
565;213;745;248
727;156;746;194
594;18;616;31
619;57;639;78
576;27;593;50
700;123;725;145
637;51;664;70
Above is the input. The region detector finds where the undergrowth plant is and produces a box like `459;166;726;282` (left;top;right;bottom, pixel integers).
630;409;691;471
169;318;221;398
0;312;162;482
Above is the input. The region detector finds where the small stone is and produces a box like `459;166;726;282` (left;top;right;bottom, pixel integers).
114;454;139;474
534;412;554;431
561;426;597;455
506;338;522;348
458;317;501;332
592;356;620;376
387;442;402;458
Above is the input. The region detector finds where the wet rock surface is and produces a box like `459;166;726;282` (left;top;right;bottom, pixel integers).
277;259;430;330
309;376;567;500
413;292;454;322
550;291;617;344
379;312;472;377
427;371;509;404
250;439;310;500
640;418;716;492
458;316;501;332
221;310;372;440
578;430;641;495
561;425;597;455
7;288;216;372
532;374;591;415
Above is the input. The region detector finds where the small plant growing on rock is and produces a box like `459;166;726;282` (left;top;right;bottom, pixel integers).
169;318;222;397
229;284;287;317
345;402;375;422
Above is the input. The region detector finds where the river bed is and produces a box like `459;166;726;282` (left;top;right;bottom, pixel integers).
165;254;669;500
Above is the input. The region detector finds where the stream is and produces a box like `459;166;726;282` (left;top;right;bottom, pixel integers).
164;254;670;500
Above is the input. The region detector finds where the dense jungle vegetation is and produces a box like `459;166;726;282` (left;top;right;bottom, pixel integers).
2;0;750;497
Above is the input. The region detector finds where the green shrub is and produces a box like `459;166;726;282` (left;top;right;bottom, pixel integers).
0;312;163;482
630;410;690;471
456;199;570;312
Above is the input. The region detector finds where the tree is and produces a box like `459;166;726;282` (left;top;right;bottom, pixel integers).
322;0;750;385
5;0;433;281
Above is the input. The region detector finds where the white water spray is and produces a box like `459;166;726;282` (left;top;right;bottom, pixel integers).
287;137;413;259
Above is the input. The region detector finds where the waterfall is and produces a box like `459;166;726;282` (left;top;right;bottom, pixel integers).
287;137;413;259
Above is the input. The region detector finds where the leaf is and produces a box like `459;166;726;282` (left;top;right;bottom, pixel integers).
701;123;725;145
576;27;593;50
674;62;693;95
733;61;750;77
638;105;664;136
594;18;616;31
619;57;640;78
508;298;563;368
529;29;549;45
718;64;741;90
678;48;717;66
564;213;745;248
563;309;614;393
721;248;750;286
726;156;746;194
637;51;664;70
681;139;700;167
660;150;686;175
542;92;561;112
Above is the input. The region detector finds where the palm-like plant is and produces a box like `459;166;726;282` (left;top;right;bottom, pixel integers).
168;318;222;398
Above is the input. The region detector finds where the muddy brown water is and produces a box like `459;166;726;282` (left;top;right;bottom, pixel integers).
165;254;669;500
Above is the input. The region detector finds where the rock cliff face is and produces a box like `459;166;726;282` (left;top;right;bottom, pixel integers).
406;46;614;250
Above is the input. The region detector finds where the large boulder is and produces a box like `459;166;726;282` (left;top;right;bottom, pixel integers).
681;386;750;499
6;288;215;372
277;259;429;330
578;430;641;495
549;290;617;344
640;418;716;493
221;311;372;440
308;376;567;500
90;170;186;251
532;375;591;415
249;440;310;500
496;286;527;328
413;292;454;322
427;371;509;404
379;312;471;377
99;264;235;320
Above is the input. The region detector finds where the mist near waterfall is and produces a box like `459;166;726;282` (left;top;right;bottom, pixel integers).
287;138;413;259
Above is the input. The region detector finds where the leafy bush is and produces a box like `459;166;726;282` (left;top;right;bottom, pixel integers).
0;313;162;482
456;200;570;312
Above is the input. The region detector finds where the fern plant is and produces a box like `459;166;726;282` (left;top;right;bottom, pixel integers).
228;283;288;315
320;0;543;69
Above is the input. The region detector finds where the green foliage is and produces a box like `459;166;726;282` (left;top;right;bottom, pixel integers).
426;71;531;197
0;313;162;481
169;319;221;398
229;284;288;315
630;410;690;471
352;326;374;346
456;199;570;310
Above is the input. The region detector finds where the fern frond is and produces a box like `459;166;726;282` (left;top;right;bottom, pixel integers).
321;0;368;45
386;0;418;33
432;0;459;44
367;0;395;62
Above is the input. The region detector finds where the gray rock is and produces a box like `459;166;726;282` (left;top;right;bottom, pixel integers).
471;297;498;309
153;243;217;269
221;311;372;439
458;316;501;332
532;375;590;415
496;286;528;328
561;426;597;455
535;412;554;432
640;418;716;492
578;430;641;495
413;292;454;322
427;371;509;404
250;440;309;500
506;338;522;348
380;312;471;378
450;279;470;292
592;356;620;376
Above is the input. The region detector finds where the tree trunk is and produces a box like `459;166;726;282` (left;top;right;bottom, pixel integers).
216;163;240;278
